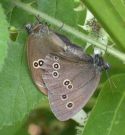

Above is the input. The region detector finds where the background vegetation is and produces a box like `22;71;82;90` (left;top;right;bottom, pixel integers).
0;0;125;135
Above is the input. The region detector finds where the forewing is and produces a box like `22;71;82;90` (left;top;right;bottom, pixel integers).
41;54;94;94
27;23;92;95
27;30;67;95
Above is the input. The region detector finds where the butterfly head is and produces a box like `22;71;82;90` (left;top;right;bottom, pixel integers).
93;52;110;71
25;22;49;35
25;23;33;34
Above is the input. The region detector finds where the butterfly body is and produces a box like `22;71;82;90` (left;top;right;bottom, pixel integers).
26;23;109;121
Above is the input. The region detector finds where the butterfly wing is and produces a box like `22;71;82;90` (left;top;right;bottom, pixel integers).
27;23;91;95
42;54;95;94
48;74;100;121
41;53;100;121
27;25;67;95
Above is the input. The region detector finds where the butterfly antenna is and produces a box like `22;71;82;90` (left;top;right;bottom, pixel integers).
105;70;112;88
105;70;117;90
58;22;64;31
35;15;41;24
105;43;115;58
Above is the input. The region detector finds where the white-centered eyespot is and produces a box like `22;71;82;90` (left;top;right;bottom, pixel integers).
61;94;68;100
33;61;39;68
52;71;59;78
66;102;74;109
54;56;59;61
63;79;71;86
66;84;73;90
52;62;60;70
38;59;44;67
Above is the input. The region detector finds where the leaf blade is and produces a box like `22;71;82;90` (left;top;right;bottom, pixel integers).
83;74;125;135
0;34;46;128
0;4;9;71
111;0;125;22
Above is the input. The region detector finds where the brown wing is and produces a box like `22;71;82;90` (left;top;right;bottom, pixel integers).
27;25;67;95
41;54;94;94
41;53;100;121
48;74;100;121
27;24;92;95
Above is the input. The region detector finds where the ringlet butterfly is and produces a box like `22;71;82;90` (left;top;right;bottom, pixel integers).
26;21;109;121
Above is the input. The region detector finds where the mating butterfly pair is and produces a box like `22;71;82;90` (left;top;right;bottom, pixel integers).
26;22;109;121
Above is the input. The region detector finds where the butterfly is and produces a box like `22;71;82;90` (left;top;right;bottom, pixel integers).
26;22;109;121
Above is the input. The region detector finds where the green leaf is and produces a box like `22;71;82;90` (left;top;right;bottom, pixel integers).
0;4;9;71
0;33;46;128
111;0;125;22
1;0;37;29
37;0;85;27
0;121;28;135
37;0;86;45
83;0;125;49
83;74;125;135
9;6;36;28
0;0;15;22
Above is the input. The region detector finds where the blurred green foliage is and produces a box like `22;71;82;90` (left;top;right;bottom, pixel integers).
0;0;125;135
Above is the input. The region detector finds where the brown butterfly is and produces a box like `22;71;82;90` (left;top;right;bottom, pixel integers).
26;22;109;121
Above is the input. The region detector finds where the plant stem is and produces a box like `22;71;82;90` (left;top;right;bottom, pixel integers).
13;1;125;62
